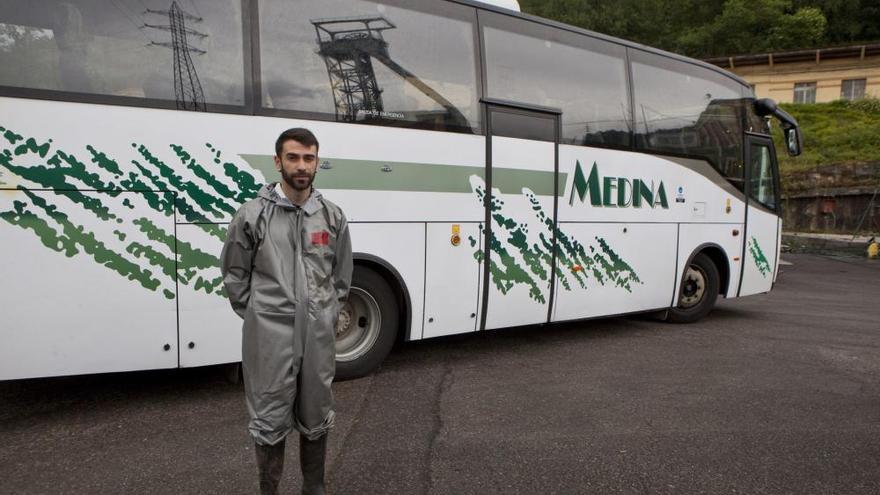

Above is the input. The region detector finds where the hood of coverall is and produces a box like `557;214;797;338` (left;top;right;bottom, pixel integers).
258;182;325;215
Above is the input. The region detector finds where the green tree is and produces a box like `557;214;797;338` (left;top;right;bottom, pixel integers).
676;0;826;56
518;0;725;49
520;0;835;58
796;0;880;45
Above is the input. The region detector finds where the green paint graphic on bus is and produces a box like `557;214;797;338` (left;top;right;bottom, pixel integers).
1;124;639;306
570;160;669;209
0;125;262;299
749;236;771;277
240;154;567;197
469;179;641;303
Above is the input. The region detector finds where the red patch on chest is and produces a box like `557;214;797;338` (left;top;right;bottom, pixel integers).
311;231;330;246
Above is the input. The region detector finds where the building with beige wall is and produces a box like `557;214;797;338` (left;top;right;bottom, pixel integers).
705;43;880;104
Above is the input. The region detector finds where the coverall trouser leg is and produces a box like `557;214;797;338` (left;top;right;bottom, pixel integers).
243;308;336;443
293;308;337;440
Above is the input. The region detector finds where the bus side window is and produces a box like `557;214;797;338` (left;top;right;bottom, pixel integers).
0;0;245;109
51;4;92;93
748;143;778;211
481;12;631;149
630;49;746;190
744;93;771;135
258;0;481;134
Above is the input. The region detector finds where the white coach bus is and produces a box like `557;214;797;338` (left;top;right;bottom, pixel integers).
0;0;801;381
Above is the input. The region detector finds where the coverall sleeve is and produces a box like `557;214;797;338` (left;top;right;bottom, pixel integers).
333;215;354;307
220;208;256;319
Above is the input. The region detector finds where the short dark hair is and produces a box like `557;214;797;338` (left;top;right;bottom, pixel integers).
275;128;319;157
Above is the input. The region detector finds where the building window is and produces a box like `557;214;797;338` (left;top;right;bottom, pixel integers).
841;79;866;101
793;82;816;104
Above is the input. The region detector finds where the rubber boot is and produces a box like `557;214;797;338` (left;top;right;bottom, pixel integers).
255;440;286;495
300;434;327;495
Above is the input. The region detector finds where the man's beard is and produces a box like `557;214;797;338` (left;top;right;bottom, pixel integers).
281;167;315;192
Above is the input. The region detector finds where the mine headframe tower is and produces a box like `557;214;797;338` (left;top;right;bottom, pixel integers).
312;16;394;121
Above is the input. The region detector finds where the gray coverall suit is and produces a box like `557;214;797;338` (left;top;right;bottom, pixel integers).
220;183;353;446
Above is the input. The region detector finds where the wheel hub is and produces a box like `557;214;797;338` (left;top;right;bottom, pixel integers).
679;265;707;309
335;287;382;362
335;306;353;338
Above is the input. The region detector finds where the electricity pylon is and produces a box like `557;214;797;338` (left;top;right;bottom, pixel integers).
145;1;206;111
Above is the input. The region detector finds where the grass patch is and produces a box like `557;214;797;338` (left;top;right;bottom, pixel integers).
772;98;880;174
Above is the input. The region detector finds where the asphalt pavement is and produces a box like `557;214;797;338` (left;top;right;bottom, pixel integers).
1;254;878;494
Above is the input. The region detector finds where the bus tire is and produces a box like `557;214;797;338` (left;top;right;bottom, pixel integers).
334;267;399;381
668;253;719;324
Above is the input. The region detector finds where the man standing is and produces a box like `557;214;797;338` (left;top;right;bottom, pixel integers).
221;128;353;495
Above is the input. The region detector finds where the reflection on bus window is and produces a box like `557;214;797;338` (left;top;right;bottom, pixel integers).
744;98;770;135
631;50;746;189
749;144;777;210
259;0;480;133
0;0;244;109
482;12;631;148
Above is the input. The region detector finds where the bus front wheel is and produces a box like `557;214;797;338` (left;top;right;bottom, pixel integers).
668;253;719;324
334;267;399;381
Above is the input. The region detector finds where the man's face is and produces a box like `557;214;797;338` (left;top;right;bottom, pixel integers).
274;139;318;192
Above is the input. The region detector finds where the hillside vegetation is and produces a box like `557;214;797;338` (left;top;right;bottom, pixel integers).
773;99;880;171
772;99;880;194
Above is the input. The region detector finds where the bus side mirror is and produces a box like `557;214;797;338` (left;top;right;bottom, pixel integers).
754;98;777;116
783;126;802;157
754;98;802;157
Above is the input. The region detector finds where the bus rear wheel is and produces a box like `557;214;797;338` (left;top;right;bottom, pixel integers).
668;253;719;324
334;267;399;381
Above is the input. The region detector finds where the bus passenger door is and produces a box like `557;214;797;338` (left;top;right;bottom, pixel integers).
480;102;559;330
739;135;782;296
